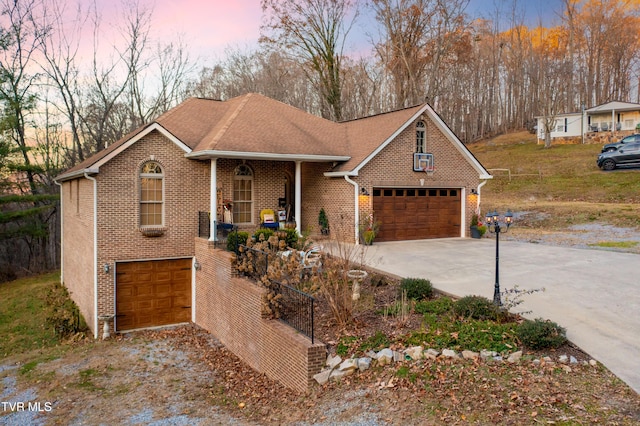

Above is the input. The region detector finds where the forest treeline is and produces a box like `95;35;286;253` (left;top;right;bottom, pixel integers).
1;0;638;278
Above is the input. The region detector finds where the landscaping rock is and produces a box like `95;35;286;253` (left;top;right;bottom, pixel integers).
480;350;498;360
570;356;578;364
330;368;354;382
404;346;423;360
376;349;394;366
424;349;440;360
507;351;523;363
589;359;598;367
313;369;332;385
327;354;342;369
338;359;358;373
441;349;459;359
393;351;404;362
462;350;479;360
559;355;569;364
357;357;372;372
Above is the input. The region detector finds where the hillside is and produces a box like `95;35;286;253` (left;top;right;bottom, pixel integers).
468;131;640;233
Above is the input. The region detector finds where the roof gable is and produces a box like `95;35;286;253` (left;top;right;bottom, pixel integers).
56;123;190;181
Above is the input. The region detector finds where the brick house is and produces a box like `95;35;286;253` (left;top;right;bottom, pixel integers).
55;93;490;390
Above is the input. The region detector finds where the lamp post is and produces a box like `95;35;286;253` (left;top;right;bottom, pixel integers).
485;210;513;306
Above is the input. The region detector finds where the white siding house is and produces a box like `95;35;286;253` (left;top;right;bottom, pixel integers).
537;101;640;142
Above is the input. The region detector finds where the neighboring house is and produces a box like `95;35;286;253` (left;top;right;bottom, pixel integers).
55;93;491;341
536;101;640;143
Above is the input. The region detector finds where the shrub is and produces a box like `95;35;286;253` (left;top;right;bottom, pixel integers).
399;277;433;301
517;318;567;350
253;228;275;242
280;228;299;248
414;296;454;315
45;282;87;337
453;295;500;321
227;231;249;252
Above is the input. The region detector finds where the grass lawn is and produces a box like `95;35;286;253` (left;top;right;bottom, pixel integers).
469;131;640;230
0;272;62;358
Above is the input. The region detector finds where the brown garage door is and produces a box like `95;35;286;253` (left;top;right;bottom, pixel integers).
372;188;461;242
116;258;192;331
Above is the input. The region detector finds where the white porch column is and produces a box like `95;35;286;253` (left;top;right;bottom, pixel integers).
295;161;302;236
209;159;217;241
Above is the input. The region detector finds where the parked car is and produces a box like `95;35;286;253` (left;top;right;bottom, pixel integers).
597;142;640;170
601;134;640;152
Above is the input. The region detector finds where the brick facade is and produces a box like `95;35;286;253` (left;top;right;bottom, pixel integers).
352;116;481;237
61;177;96;331
194;239;326;393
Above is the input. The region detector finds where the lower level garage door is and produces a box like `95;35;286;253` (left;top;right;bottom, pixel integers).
373;188;461;242
116;258;192;331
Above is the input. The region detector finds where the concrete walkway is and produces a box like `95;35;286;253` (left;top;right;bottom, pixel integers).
360;238;640;394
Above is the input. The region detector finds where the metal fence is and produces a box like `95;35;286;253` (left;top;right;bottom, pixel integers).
237;244;315;343
271;279;315;343
198;211;237;249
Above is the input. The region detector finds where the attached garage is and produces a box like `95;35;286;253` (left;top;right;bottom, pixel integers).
115;258;192;331
373;188;461;242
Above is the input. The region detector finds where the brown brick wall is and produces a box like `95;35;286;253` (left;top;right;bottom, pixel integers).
301;163;356;241
93;130;210;331
61;178;97;335
194;239;326;393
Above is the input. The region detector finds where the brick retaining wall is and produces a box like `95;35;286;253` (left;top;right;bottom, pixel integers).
194;238;326;393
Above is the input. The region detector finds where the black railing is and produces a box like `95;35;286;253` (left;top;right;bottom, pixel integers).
198;211;237;249
271;279;315;343
236;244;272;279
237;244;315;343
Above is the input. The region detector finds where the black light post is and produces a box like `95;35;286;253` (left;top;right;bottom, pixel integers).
485;210;513;306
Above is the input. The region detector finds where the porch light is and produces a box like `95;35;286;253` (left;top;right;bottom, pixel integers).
194;259;201;271
470;188;478;195
103;263;110;274
360;187;370;196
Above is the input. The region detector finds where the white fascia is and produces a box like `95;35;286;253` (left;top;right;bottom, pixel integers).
93;123;191;170
185;150;350;163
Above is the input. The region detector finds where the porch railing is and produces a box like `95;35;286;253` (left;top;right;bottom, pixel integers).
237;244;315;343
198;211;237;249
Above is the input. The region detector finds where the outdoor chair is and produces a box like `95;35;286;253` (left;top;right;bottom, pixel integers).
260;208;279;230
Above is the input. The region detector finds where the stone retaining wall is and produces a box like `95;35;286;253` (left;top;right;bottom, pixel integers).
194;238;326;393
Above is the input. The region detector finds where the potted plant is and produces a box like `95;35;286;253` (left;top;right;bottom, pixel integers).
470;213;486;239
318;208;330;235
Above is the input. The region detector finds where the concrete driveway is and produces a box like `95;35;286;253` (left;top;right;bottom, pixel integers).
360;238;640;394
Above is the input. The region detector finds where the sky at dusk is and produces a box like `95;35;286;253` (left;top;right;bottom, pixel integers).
85;0;566;67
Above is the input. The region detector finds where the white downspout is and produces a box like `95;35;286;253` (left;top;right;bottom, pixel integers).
84;173;99;339
344;176;359;244
54;180;63;283
295;161;302;236
209;159;217;241
476;180;488;214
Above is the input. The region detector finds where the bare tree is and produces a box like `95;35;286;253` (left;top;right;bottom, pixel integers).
37;0;88;164
261;0;357;121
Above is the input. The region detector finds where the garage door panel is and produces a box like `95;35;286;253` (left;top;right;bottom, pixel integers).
374;187;461;242
116;258;192;331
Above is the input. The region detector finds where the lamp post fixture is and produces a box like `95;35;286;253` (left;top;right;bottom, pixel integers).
485;210;513;306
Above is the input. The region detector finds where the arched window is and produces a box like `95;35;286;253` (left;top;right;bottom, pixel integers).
140;161;164;227
233;164;253;224
416;121;426;153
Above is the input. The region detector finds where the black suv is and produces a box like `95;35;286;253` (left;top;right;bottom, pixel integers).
601;134;640;153
597;142;640;170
